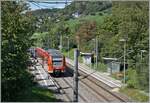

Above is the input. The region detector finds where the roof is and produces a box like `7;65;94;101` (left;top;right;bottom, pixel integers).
103;57;118;61
80;52;94;56
47;49;63;58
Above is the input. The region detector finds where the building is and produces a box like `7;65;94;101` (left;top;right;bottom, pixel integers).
103;57;120;74
80;52;94;64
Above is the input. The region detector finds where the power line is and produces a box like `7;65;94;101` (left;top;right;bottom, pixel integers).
31;2;41;9
36;2;51;8
28;0;72;9
28;0;72;4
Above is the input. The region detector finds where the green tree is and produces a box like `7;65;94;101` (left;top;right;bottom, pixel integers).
96;1;148;92
1;1;36;101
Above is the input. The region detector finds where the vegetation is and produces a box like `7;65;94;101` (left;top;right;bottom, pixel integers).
31;1;149;94
120;87;149;102
1;1;35;101
108;1;149;93
1;1;57;102
30;1;112;21
2;0;149;102
16;86;59;102
96;63;108;72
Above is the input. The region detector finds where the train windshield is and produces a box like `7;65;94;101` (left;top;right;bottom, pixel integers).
53;58;62;66
53;61;62;66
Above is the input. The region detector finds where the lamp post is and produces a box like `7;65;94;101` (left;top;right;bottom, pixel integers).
92;38;96;70
96;37;98;70
119;38;126;84
66;36;70;58
92;37;98;70
59;35;62;52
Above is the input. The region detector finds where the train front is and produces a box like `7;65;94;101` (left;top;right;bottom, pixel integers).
48;49;66;75
52;55;66;73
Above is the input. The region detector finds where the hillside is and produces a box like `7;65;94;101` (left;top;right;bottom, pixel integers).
29;1;112;20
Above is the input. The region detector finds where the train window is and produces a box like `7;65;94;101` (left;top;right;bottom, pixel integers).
53;61;62;66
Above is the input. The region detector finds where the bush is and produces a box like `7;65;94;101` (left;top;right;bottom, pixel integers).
99;12;103;16
97;62;107;72
126;68;139;88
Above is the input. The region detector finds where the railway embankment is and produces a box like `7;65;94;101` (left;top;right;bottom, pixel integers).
19;58;60;102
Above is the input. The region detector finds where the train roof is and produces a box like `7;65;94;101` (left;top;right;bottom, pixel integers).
47;49;63;58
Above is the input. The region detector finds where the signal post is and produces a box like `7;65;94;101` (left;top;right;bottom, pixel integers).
73;48;79;102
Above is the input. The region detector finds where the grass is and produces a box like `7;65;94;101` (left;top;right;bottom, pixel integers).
79;14;106;24
68;14;105;25
86;62;107;72
16;86;59;102
111;72;124;80
63;49;74;60
96;62;107;72
120;87;149;102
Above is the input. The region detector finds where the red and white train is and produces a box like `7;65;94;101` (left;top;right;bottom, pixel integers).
35;47;66;75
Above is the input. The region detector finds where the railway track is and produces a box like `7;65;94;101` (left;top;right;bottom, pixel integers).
61;77;87;101
52;76;73;101
67;63;131;102
38;61;72;102
51;74;87;102
40;63;85;102
66;58;122;88
80;75;126;102
64;69;109;102
37;58;130;102
79;70;129;102
50;68;108;102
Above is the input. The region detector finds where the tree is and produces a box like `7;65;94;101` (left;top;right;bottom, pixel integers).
96;1;148;92
75;20;96;52
1;1;36;101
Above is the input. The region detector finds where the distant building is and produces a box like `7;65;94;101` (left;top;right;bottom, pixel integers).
72;12;80;18
103;57;120;74
103;57;128;74
80;52;94;64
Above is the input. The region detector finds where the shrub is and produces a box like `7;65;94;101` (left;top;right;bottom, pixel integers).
126;68;139;88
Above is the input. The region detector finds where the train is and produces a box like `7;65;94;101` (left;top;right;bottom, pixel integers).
35;47;66;75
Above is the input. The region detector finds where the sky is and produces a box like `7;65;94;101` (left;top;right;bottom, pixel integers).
27;0;72;10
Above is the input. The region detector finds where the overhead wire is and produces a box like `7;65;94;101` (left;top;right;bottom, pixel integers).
28;0;72;9
30;1;42;9
28;0;72;4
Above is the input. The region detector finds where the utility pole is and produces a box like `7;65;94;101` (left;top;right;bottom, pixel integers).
92;38;95;70
48;36;50;49
123;41;126;84
96;37;98;70
60;35;63;52
119;38;126;84
67;37;70;58
73;48;79;102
